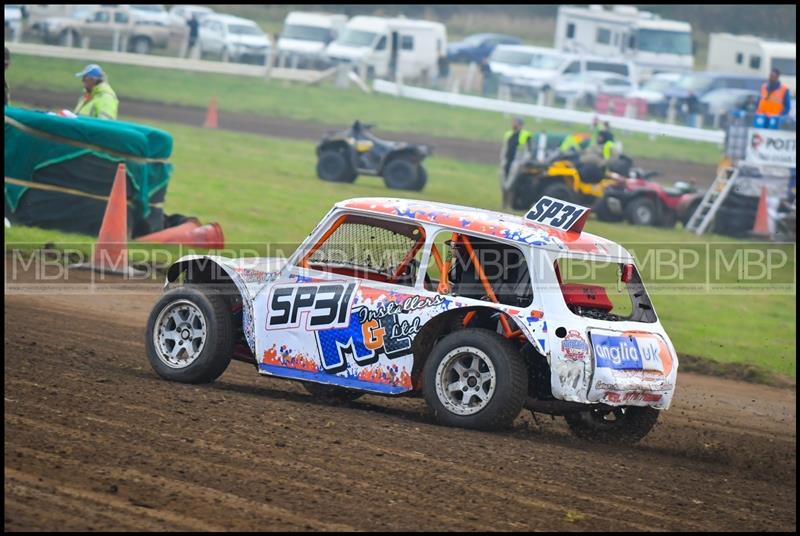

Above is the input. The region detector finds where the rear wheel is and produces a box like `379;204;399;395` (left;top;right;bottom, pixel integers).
564;406;659;444
423;329;527;431
382;158;420;190
131;36;151;55
626;197;657;226
316;150;357;183
145;285;233;384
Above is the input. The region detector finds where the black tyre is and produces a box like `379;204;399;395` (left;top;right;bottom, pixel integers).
540;181;574;203
382;158;420;190
58;30;79;47
564;406;659;444
411;165;428;191
595;198;624;222
316;150;357;183
423;329;528;431
145;285;233;384
303;382;364;402
625;196;658;226
681;199;701;227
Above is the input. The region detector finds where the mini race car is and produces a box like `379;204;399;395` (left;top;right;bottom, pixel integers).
315;121;430;191
146;196;678;442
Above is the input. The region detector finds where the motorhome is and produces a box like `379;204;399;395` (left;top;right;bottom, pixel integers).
554;5;693;78
277;11;347;69
324;16;447;82
707;33;796;93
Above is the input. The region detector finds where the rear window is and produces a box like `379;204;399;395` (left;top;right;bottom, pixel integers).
771;57;796;76
554;257;655;323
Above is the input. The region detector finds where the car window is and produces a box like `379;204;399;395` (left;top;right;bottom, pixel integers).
375;35;386;50
93;11;110;23
586;61;628;76
425;231;532;307
114;11;129;24
563;60;580;74
299;214;426;288
401;35;414;51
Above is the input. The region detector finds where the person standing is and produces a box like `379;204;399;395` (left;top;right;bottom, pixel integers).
186;14;200;59
73;64;118;120
755;68;792;117
502;116;532;178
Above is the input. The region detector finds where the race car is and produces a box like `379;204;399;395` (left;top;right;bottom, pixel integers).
146;196;678;443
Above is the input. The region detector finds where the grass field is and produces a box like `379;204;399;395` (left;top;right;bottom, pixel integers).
7;54;722;165
5;117;795;378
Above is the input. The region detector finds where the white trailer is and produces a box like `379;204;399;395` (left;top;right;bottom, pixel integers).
707;33;796;93
554;4;693;79
324;16;447;82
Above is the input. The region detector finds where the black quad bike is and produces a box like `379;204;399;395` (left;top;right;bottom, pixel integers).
315;121;431;191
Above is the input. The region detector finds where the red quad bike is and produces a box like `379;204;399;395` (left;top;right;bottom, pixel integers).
598;171;703;227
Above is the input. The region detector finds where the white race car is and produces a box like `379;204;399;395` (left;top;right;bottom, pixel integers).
146;196;678;442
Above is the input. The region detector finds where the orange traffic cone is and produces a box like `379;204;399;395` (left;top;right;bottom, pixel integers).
135;221;225;249
751;186;771;238
203;97;218;128
72;163;142;276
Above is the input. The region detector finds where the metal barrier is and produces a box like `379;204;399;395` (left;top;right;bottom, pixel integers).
373;79;726;144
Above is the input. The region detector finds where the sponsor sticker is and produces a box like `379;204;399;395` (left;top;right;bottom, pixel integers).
591;333;666;373
561;329;588;361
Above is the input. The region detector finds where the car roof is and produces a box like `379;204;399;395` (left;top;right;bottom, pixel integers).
337;198;629;259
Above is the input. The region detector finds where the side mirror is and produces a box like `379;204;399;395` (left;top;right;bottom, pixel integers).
621;263;634;283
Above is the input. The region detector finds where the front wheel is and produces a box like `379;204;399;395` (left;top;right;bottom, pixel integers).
540;181;574;203
131;36;151;55
564;406;659;444
423;329;528;431
626;197;657;226
382;158;421;190
145;285;233;384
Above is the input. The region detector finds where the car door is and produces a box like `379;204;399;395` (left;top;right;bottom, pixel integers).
84;8;114;48
251;213;430;394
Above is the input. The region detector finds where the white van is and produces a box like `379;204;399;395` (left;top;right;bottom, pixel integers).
490;44;637;96
707;33;796;93
277;11;347;69
324;16;447;81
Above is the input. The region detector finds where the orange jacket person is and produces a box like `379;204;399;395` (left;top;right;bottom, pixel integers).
755;68;792;117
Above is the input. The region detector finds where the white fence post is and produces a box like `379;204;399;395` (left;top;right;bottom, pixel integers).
666;97;677;124
112;29;120;53
465;62;477;93
81;35;90;49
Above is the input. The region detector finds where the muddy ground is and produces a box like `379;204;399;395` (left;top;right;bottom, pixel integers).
15;88;716;186
4;258;796;531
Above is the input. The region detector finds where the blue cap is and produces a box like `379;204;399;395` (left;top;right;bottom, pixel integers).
75;64;105;79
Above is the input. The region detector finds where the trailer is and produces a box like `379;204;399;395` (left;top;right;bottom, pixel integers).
707;33;796;93
554;5;693;79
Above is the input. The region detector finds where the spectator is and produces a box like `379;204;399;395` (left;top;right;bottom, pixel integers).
437;53;450;87
73;64;118;120
186;14;200;59
742;94;758;114
5;47;10;106
502;116;532;179
755;68;791;117
685;91;701;127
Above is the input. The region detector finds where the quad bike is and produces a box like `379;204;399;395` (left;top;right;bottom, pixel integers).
315;120;431;191
501;145;634;212
598;173;704;227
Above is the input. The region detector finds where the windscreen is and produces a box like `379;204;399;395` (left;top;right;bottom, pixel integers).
282;24;332;42
491;49;534;66
337;28;377;47
228;24;265;36
636;29;692;56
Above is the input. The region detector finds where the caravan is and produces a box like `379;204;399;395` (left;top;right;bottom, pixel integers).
707;33;796;93
324;16;447;82
555;5;694;78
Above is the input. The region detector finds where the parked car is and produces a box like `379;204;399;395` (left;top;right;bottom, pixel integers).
553;71;637;107
198;14;272;65
699;88;759;117
658;72;763;117
446;33;522;64
625;72;682;113
146;196;678;441
41;5;176;54
129;4;173;26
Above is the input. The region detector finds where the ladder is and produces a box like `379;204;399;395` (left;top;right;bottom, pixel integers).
685;166;740;235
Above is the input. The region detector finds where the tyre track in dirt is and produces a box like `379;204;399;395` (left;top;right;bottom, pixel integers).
14;87;717;186
4;265;796;531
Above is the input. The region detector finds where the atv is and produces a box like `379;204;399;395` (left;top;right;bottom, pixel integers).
599;174;703;227
316;120;431;191
502;145;633;213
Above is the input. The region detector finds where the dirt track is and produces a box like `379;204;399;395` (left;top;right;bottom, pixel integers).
15;87;716;186
4;260;796;531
